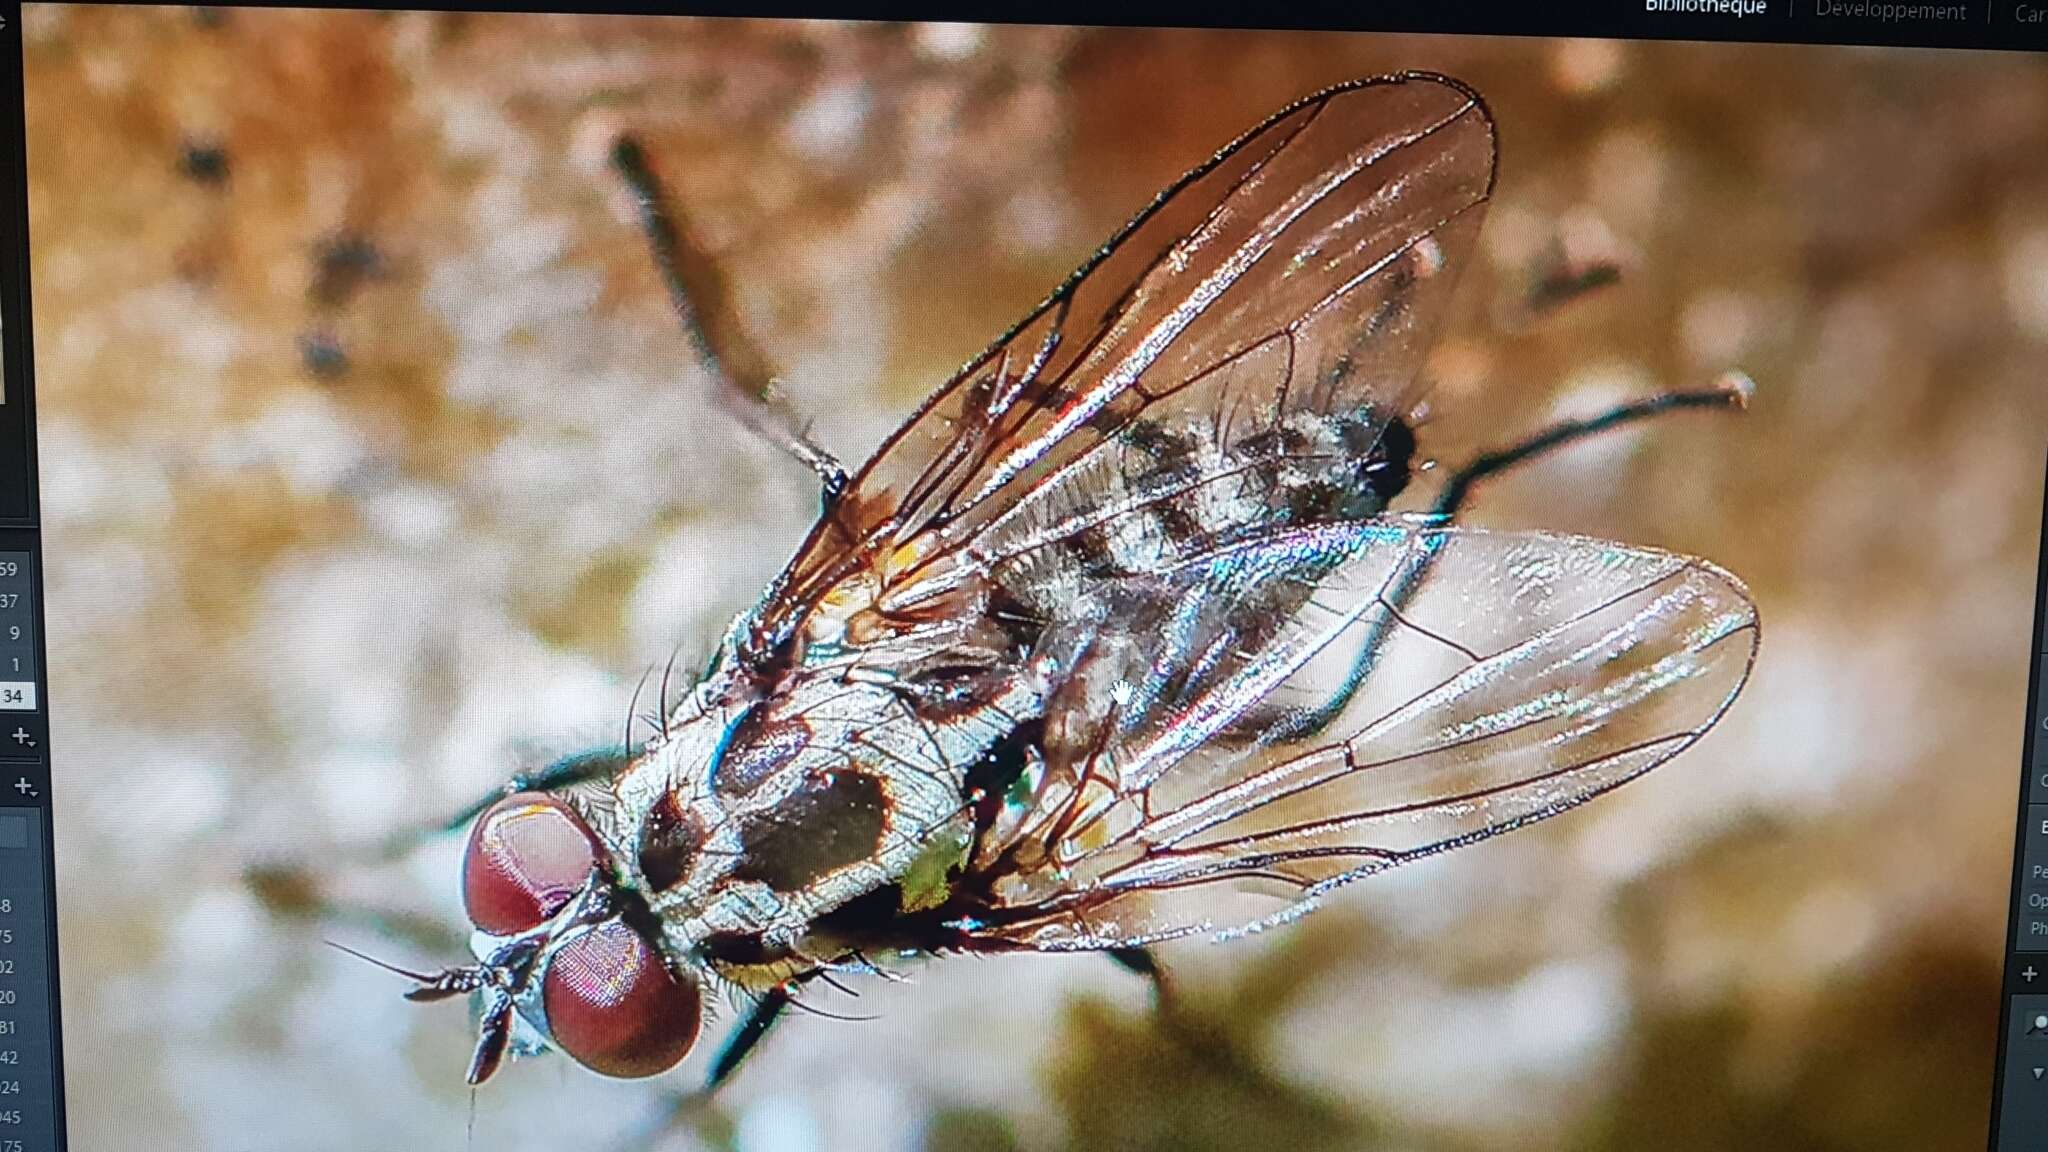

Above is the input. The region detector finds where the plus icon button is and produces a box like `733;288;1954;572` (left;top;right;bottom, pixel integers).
2025;966;2039;983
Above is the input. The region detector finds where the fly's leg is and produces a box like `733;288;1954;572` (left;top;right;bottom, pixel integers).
1110;946;1204;1044
1108;946;1171;1006
1516;257;1622;323
610;137;849;509
243;746;633;949
705;985;795;1093
1424;374;1753;522
241;862;466;955
1110;947;1215;1048
1496;243;1625;332
414;746;635;846
1265;372;1754;744
1107;947;1298;1097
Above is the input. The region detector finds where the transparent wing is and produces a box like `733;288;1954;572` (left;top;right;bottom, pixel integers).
748;73;1495;658
961;521;1760;951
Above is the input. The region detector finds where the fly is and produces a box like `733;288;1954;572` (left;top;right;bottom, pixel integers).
379;72;1761;1093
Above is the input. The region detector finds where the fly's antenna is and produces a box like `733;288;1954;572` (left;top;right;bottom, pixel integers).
608;136;847;500
324;937;439;985
325;938;481;1003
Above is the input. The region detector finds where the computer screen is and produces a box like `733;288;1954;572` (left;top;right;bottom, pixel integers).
0;4;2043;1149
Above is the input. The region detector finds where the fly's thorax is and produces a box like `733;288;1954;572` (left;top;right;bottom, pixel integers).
605;670;1044;974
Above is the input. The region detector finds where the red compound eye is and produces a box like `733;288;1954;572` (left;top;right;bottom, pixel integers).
462;792;602;936
542;920;702;1078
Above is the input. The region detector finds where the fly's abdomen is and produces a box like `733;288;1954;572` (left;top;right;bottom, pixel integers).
977;404;1416;609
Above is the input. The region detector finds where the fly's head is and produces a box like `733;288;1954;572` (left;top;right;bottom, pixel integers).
418;791;705;1083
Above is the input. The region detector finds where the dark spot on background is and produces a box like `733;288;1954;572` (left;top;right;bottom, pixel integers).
920;1107;1020;1152
298;331;348;378
178;140;229;186
311;232;385;308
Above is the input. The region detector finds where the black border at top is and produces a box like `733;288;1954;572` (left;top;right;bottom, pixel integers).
185;0;2048;52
